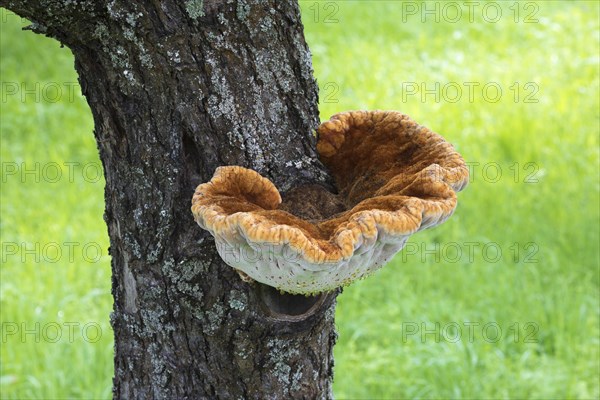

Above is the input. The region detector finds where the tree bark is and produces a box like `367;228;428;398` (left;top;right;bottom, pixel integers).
1;0;339;398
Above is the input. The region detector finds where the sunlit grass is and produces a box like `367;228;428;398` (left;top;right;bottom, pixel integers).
1;1;599;399
0;9;112;399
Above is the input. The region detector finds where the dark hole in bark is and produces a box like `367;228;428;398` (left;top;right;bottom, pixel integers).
182;132;205;189
258;283;325;320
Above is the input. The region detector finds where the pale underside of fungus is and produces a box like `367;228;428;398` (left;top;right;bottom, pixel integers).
192;110;469;295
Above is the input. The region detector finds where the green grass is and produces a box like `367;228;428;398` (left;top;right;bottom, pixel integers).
1;1;599;398
0;7;113;399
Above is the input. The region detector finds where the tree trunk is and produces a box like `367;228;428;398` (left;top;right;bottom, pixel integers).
1;1;339;398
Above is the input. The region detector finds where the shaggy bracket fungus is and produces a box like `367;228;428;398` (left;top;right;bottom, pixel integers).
192;110;469;296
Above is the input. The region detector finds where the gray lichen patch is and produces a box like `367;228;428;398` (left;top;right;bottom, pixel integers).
267;338;301;386
273;362;291;385
202;302;225;335
236;0;250;21
92;8;151;89
167;50;181;64
139;53;153;68
255;48;294;92
110;45;131;69
290;367;304;393
140;304;174;334
123;232;142;259
185;0;205;19
217;12;228;25
147;342;169;388
228;289;247;311
161;258;207;299
93;22;110;41
119;313;150;339
259;15;273;33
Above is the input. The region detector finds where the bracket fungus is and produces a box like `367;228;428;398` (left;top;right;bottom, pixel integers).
192;110;469;295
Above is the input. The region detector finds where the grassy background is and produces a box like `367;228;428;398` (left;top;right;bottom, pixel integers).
1;1;598;398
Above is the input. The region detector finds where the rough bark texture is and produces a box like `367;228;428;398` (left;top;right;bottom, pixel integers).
1;1;339;398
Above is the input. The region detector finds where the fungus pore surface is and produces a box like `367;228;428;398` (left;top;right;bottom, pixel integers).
191;110;469;294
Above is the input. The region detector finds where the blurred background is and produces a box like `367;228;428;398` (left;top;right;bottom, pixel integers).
1;1;598;398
